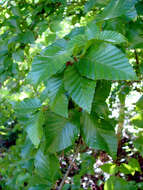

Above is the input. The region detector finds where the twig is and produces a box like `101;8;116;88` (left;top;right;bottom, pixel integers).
117;99;125;161
134;49;139;66
58;139;81;190
134;48;140;77
58;154;77;190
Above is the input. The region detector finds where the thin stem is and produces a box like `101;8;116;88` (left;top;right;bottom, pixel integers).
58;139;81;190
58;154;77;190
117;101;125;158
134;49;140;77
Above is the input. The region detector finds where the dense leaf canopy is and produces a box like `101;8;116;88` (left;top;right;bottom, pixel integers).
0;0;143;189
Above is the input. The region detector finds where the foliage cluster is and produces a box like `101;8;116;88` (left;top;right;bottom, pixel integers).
0;0;143;189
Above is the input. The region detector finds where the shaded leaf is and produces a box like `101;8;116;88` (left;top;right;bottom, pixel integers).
50;91;68;118
26;111;44;147
41;76;68;117
131;114;143;128
133;134;143;157
14;98;41;114
19;30;35;44
81;112;117;159
35;150;60;182
29;185;49;190
40;76;62;102
136;95;143;110
64;65;96;113
45;111;79;152
94;80;111;102
104;176;137;190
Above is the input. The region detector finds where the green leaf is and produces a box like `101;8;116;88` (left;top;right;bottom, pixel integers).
40;76;63;102
100;163;118;175
41;76;68;118
119;164;135;175
28;40;71;85
66;27;85;39
64;65;96;113
34;150;60;182
26;111;44;147
67;34;87;55
119;158;141;175
104;176;137;190
14;98;41;114
85;22;126;43
133;134;143;157
84;0;97;13
84;0;108;13
131;114;143;128
29;185;49;190
19;30;35;44
12;49;24;62
16;173;30;186
126;22;143;48
136;95;143;110
50;91;68;118
85;21;99;40
77;43;137;80
80;153;95;175
81;113;117;159
45;111;79;152
95;30;126;44
96;0;137;21
21;137;34;159
94;80;111;102
92;101;109;118
129;158;141;172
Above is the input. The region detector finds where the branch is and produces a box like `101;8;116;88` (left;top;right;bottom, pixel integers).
58;154;76;190
117;100;125;160
58;139;81;190
134;49;140;66
134;49;140;77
